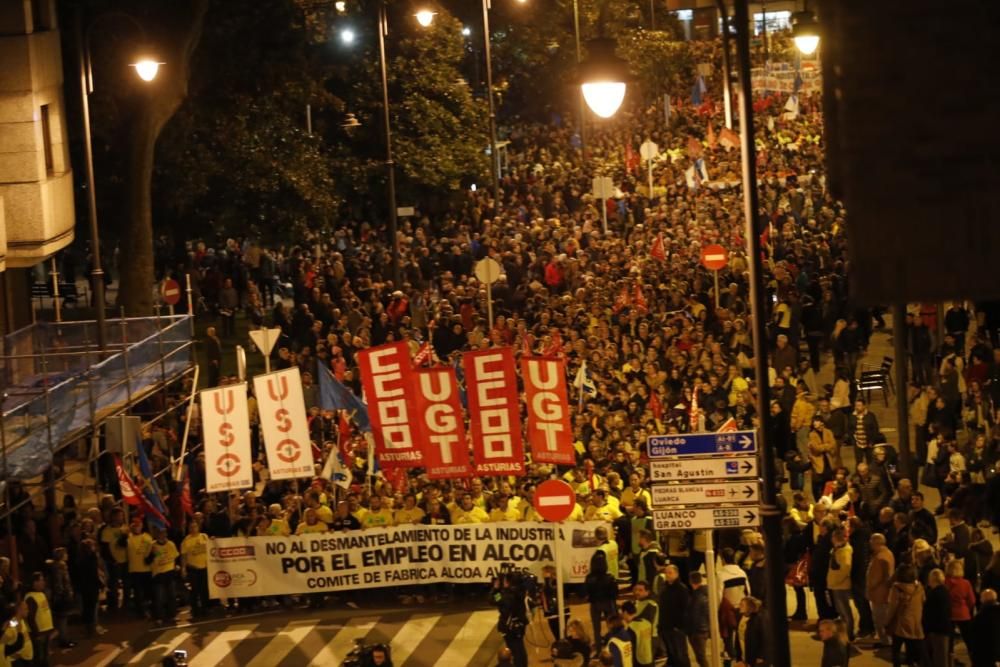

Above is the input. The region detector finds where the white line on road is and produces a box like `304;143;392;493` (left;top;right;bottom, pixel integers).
244;620;319;667
391;614;442;665
300;619;377;664
187;624;257;667
126;629;191;666
434;610;497;666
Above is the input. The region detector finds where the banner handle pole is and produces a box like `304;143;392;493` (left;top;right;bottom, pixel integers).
705;529;724;667
175;364;201;481
554;523;565;640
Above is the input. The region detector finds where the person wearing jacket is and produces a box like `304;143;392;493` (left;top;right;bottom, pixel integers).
923;569;952;667
887;566;929;667
586;550;619;650
944;559;976;660
847;398;880;465
819;618;850;667
969;589;1000;667
808;417;838;502
686;573;710;667
867;533;896;648
734;596;766;666
827;526;855;643
657;565;691;667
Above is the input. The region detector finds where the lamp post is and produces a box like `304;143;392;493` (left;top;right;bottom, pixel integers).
75;8;160;354
578;37;629;119
714;0;734;129
479;0;501;210
733;0;792;664
791;4;821;56
572;0;586;155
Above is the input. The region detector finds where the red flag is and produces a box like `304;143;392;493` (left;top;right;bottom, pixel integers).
686;136;703;159
719;127;739;151
706;122;718;150
648;391;663;421
544;330;564;357
463;348;525;476
625;143;640;175
521;356;575;466
689;388;700;431
650;233;667;262
613;286;631;313
521;335;532;357
357;342;426;468
179;476;194;517
412;341;433;367
114;455;142;506
716;417;738;433
414;367;473;479
632;285;648;314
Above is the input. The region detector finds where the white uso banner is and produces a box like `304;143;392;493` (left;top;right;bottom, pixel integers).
208;521;609;598
201;384;253;492
252;368;314;480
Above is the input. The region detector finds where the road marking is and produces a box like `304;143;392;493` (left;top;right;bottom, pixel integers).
435;610;497;665
538;496;571;506
188;625;257;667
243;620;318;667
126;629;190;666
391;614;442;665
299;618;377;663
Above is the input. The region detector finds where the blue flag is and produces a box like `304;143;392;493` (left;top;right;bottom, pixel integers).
453;355;468;410
135;436;170;529
318;364;372;432
691;75;706;106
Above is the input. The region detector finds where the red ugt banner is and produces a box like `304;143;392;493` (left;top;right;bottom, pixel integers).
521;356;575;466
415;367;473;479
463;348;525;476
357;342;425;468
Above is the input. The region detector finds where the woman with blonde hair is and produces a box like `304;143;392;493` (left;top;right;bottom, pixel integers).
734;597;766;666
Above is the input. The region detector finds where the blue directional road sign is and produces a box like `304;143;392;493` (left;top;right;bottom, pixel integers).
647;430;757;458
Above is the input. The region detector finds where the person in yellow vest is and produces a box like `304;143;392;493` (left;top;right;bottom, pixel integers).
6;600;31;665
24;572;53;664
636;530;662;589
180;520;210;618
585;489;622;523
97;508;128;612
604;613;635;667
488;495;522;523
265;504;291;536
620;473;652;512
621;600;653;667
469;478;490;510
394;494;425;525
149;528;179;625
595;526;620;581
0;604;28;667
452;493;489;524
126;518;154;616
632;581;660;648
347;493;368;524
296;507;329;535
361;495;394;529
305;491;334;526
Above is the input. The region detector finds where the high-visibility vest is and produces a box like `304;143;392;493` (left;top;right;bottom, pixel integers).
629;618;654;665
636;598;659;637
607;635;634;667
9;623;31;661
25;591;53;633
0;624;20;667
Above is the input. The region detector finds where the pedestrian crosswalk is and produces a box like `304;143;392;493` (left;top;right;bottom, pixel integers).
116;607;506;666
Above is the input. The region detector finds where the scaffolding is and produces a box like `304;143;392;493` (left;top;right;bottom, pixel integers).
0;313;195;520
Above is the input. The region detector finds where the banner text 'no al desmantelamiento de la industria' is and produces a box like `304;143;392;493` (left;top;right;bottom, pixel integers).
208;521;608;598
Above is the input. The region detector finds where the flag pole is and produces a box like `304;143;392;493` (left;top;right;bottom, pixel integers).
175;365;201;481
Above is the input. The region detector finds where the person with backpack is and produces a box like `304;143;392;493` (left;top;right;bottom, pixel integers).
586;549;619;651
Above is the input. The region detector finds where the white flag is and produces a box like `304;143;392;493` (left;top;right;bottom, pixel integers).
253;367;315;480
201;384;254;493
321;449;351;490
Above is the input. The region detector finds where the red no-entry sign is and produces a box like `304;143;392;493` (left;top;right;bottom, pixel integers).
534;479;576;522
701;244;729;271
161;278;181;306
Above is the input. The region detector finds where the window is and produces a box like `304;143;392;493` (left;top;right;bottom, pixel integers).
673;10;693;21
753;10;791;35
40;105;53;174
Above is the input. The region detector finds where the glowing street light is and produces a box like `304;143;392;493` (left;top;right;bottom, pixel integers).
791;10;820;55
462;25;471;36
340;27;356;45
578;38;630;119
130;59;162;82
414;9;436;27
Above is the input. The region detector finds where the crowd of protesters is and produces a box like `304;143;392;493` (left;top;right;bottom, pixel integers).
4;35;1000;667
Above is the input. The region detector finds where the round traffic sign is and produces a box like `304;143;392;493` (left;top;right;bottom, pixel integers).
474;257;502;285
640;140;659;161
534;479;577;523
161;278;181;306
700;244;729;272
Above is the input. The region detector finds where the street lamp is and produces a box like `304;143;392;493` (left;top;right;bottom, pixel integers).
75;8;161;353
791;9;820;55
578;37;630;119
414;9;436;27
339;27;356;45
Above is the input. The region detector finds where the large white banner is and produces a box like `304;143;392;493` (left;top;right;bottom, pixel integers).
208;521;608;598
201;384;253;492
253;368;314;480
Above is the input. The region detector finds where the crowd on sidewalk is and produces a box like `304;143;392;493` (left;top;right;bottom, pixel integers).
4;30;1000;667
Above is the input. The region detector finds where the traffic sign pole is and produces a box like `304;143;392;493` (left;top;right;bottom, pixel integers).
533;480;575;641
554;526;565;640
705;530;723;667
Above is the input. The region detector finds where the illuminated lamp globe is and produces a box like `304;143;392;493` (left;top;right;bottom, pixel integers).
414;9;436;27
131;59;162;82
577;38;631;119
791;11;820;55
